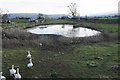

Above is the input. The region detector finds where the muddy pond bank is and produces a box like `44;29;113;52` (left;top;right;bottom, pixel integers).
2;24;118;50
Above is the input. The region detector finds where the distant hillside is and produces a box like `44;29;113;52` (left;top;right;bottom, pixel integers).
88;11;118;17
9;13;39;19
8;13;68;19
4;11;119;19
46;14;69;19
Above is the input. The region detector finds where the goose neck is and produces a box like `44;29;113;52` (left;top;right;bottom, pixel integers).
28;51;30;54
30;59;32;63
0;72;2;76
12;65;14;69
17;68;19;74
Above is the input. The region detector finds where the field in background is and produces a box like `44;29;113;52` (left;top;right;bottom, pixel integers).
94;17;119;19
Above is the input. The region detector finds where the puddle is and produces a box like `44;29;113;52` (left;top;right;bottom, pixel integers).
26;24;101;37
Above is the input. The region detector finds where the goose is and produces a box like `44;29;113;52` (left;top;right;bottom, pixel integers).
0;72;6;80
27;51;31;59
9;65;16;76
14;68;21;79
27;58;33;68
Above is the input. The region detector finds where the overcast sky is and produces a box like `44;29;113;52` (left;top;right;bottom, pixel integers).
0;0;119;16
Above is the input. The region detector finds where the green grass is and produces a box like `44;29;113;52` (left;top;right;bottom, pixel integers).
68;42;118;78
1;19;30;26
1;19;118;32
12;19;29;23
12;18;30;26
1;19;74;27
44;19;118;32
15;23;29;25
1;24;12;26
79;22;118;31
1;23;29;26
2;42;118;78
2;19;119;78
44;19;75;24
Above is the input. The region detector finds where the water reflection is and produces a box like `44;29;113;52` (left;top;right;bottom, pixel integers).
27;24;101;37
62;25;65;28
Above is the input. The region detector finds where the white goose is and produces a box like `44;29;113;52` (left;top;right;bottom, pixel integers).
27;51;31;59
9;65;16;76
0;72;6;80
27;58;33;68
14;68;21;79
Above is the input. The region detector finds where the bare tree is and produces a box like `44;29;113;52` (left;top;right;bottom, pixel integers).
67;3;79;18
0;8;4;23
0;8;9;23
37;13;43;19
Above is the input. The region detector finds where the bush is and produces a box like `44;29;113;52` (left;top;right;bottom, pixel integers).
50;72;58;78
71;17;80;20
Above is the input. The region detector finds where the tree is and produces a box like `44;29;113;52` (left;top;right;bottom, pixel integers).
67;3;79;18
0;8;9;23
37;13;43;19
59;16;69;19
0;8;4;23
2;14;10;23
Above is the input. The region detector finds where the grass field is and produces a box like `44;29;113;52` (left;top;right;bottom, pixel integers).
2;19;119;78
1;18;118;32
11;19;29;23
44;19;75;24
2;42;118;78
1;18;30;26
79;22;118;32
95;17;120;19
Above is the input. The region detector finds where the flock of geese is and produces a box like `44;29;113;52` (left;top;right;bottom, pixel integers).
0;50;33;80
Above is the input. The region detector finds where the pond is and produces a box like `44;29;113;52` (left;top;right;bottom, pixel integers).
26;24;101;37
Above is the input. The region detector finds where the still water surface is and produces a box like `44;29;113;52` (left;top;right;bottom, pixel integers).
27;24;101;37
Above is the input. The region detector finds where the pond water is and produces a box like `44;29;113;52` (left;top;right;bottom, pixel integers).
26;24;101;37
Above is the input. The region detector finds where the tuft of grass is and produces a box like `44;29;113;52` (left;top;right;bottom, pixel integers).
50;72;58;78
